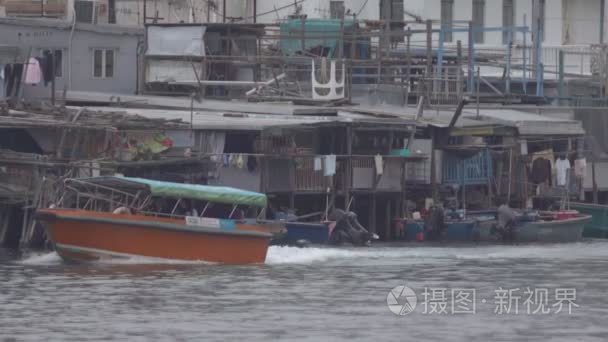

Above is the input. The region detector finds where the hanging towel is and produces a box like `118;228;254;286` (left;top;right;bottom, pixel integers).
236;154;245;169
374;154;383;176
24;58;42;85
0;64;5;100
555;157;571;186
574;158;587;178
314;157;322;171
324;154;336;176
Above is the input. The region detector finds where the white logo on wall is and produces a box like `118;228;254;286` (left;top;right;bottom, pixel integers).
387;285;417;315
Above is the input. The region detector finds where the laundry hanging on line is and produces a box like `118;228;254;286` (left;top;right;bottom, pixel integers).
24;58;41;85
324;155;336;176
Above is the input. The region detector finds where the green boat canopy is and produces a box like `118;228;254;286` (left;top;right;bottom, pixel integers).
70;176;268;207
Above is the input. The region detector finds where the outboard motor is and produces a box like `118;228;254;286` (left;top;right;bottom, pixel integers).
329;209;375;246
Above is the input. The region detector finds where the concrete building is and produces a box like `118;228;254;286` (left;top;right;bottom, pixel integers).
0;16;143;100
0;1;245;26
256;1;608;46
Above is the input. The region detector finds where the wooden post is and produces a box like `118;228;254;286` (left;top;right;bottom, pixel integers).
385;198;391;241
344;125;353;209
371;193;377;234
507;147;513;204
223;0;227;23
468;21;475;91
405;26;411;106
337;18;344;59
50;53;56;106
300;16;306;53
456;40;463;100
426;19;433;78
400;158;407;217
592;158;599;204
430;128;438;202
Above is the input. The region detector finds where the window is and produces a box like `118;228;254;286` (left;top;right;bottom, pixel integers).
502;0;515;44
330;1;345;20
536;0;546;42
41;49;64;78
472;0;485;43
93;49;115;78
74;0;94;23
441;0;454;42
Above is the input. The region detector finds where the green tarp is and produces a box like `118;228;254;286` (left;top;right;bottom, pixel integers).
280;18;355;56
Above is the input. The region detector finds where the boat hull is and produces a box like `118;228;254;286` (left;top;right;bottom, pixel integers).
36;209;272;264
570;203;608;238
271;222;330;245
400;220;480;242
514;215;591;243
399;214;590;243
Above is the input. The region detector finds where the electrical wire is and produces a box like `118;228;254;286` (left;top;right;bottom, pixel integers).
356;0;369;16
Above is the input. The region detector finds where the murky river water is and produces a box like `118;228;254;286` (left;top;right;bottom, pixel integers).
2;241;608;341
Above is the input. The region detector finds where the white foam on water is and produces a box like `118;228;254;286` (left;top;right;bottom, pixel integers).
18;252;62;265
265;241;608;265
265;246;360;265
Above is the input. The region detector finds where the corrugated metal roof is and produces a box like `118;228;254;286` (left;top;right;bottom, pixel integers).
73;106;416;131
349;105;585;135
462;108;585;135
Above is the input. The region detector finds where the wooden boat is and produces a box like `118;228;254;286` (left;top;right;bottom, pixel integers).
397;209;590;243
35;177;277;264
475;211;592;243
510;214;591;242
570;202;608;239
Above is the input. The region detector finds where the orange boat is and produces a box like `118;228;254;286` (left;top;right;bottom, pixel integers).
35;177;277;264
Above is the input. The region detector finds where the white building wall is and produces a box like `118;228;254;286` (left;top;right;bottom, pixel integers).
563;0;602;45
255;0;378;23
544;0;565;46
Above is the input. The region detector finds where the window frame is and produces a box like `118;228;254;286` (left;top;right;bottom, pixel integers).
92;48;116;79
502;0;515;44
472;0;486;44
329;1;345;20
441;0;454;43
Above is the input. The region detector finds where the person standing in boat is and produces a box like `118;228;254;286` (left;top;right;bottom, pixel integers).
496;198;517;242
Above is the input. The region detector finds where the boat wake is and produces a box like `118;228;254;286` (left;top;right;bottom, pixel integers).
16;241;608;267
19;252;63;265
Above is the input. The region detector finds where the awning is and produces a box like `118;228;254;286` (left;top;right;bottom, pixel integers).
70;176;267;207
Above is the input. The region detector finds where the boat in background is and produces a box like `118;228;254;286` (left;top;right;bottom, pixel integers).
272;221;331;246
35;177;277;264
570;202;608;238
396;208;590;243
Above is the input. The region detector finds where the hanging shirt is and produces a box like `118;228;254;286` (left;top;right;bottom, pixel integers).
324;155;336;176
555;158;571;186
374;154;383;176
24;58;42;85
314;157;322;171
574;158;587;178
